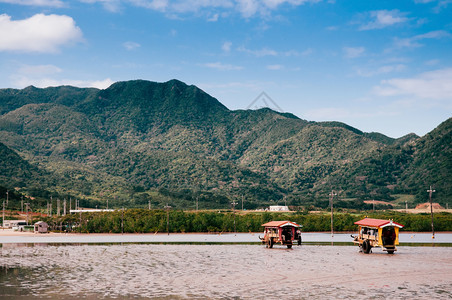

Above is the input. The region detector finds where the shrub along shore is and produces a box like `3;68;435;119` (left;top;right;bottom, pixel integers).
34;210;452;233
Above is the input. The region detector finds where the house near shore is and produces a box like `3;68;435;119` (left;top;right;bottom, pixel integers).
34;221;49;233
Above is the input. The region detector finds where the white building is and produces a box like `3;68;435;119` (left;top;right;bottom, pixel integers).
3;220;27;228
269;205;290;212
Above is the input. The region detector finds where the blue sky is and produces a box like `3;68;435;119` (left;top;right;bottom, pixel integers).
0;0;451;138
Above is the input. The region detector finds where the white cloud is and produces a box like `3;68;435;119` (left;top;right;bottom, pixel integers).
18;64;62;75
424;59;440;66
89;78;115;89
128;0;169;11
393;30;452;49
13;76;114;89
203;62;243;70
123;41;141;50
359;10;409;30
236;0;259;18
0;14;83;53
207;13;219;21
238;46;278;57
129;0;234;14
172;0;233;13
356;64;405;77
284;48;313;56
90;0;320;18
415;0;452;13
80;0;122;12
0;0;64;7
236;0;319;17
237;46;312;58
374;68;452;99
343;46;365;58
267;64;283;70
222;41;232;52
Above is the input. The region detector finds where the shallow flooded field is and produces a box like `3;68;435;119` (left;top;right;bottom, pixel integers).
1;244;451;299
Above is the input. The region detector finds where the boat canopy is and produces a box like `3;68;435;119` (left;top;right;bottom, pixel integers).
261;221;302;228
354;218;404;229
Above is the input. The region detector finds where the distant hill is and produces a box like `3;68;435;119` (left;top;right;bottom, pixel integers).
0;142;43;187
0;79;450;209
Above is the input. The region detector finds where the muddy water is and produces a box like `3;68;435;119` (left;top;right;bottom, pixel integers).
0;244;451;299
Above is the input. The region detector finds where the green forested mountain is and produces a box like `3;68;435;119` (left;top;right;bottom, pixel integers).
0;79;450;209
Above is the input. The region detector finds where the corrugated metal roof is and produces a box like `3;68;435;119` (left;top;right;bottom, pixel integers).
354;218;404;228
261;220;302;228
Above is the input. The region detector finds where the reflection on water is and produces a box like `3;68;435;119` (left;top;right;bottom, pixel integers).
1;244;451;299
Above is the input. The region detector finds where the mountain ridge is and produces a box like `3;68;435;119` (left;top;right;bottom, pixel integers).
0;79;449;209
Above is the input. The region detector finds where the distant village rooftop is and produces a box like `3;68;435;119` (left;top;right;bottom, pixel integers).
269;205;290;212
70;209;115;213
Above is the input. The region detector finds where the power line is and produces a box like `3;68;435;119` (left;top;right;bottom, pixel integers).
329;190;337;238
427;186;436;239
164;204;171;235
231;200;237;234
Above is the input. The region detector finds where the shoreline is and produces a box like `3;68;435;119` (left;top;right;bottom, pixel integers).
1;229;451;236
1;229;451;245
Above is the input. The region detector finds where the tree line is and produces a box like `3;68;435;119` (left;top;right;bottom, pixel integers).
37;210;452;233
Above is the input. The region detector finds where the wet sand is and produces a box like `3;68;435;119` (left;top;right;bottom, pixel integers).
0;243;451;299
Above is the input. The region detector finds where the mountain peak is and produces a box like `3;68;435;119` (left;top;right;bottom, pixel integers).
78;79;229;133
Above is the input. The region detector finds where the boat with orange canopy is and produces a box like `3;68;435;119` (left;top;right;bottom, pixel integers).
352;218;404;254
260;220;302;248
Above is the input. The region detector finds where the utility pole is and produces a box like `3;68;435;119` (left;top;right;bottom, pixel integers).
427;186;436;239
148;199;151;210
2;200;5;230
3;191;8;230
231;200;237;233
405;200;408;212
329;190;337;238
164;204;171;235
50;196;52;217
121;208;125;234
196;196;199;211
25;203;30;225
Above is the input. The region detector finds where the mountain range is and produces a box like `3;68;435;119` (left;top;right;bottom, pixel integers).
0;79;450;209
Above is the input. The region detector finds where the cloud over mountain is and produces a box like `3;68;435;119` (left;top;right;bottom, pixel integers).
0;14;83;53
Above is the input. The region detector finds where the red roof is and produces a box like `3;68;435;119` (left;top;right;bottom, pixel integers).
354;218;404;228
261;221;301;228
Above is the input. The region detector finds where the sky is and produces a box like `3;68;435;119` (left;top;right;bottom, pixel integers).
0;0;451;138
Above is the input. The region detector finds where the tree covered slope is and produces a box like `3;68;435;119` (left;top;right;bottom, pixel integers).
0;79;449;208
